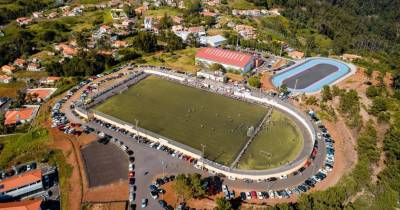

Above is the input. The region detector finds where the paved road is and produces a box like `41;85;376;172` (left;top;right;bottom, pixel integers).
58;67;329;208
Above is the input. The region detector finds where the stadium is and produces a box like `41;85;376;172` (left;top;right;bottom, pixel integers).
75;67;317;179
272;58;356;94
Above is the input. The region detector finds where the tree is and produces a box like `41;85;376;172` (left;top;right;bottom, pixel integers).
185;0;201;13
210;63;225;72
132;31;158;53
321;85;332;101
189;173;205;198
158;14;173;30
174;174;192;201
186;33;201;47
369;97;388;115
248;76;261;88
159;31;185;52
279;84;289;95
214;197;233;210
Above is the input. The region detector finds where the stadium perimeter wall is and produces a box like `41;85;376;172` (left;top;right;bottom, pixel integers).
73;71;317;180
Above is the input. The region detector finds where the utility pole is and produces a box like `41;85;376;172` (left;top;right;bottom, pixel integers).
161;160;165;200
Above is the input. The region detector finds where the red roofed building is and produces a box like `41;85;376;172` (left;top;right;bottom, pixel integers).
4;107;38;125
0;170;43;199
195;47;255;72
0;199;42;210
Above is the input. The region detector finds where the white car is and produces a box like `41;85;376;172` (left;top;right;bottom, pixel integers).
268;190;275;199
257;191;264;200
246;192;252;200
222;185;228;193
279;174;288;179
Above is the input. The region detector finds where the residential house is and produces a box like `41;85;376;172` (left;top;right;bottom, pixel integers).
55;43;78;58
341;53;362;62
0;75;12;84
26;63;40;71
188;26;206;37
288;50;305;59
14;58;27;69
32;12;43;18
48;12;59;19
112;40;128;48
1;65;17;74
26;88;56;103
201;11;218;17
234;24;256;39
16;17;33;26
40;76;61;86
144;17;153;30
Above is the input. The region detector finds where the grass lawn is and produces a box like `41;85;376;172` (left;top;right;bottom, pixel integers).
0;81;26;98
103;9;113;23
142;48;199;73
228;0;257;9
144;7;181;17
95;76;268;165
14;71;48;79
237;111;304;170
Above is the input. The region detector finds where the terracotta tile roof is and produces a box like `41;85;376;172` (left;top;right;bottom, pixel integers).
26;89;52;100
0;199;42;210
14;59;27;66
196;47;253;68
4;108;35;125
46;76;61;81
0;75;12;80
0;170;42;193
1;65;16;73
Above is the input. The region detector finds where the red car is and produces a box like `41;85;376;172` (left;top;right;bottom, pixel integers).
251;191;257;199
129;171;135;178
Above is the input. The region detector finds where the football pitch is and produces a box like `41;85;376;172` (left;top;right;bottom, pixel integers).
94;76;303;167
237;111;304;170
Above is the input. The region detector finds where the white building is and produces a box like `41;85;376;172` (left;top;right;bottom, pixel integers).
197;70;227;82
200;35;226;47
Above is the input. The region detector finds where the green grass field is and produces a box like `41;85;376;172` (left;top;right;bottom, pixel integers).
237;111;304;170
95;76;268;165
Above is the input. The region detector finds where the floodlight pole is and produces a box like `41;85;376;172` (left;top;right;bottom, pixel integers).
135;119;139;137
294;79;299;90
201;144;206;171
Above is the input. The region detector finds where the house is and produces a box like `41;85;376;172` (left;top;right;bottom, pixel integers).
201;11;218;17
288;51;305;59
14;58;27;68
134;6;147;15
99;25;111;34
55;43;78;58
26;88;56;103
188;26;206;37
4;107;38;125
0;169;43;199
195;47;255;72
144;17;153;30
0;75;12;84
341;53;362;62
112;40;128;48
16;17;33;26
48;12;59;19
32;12;43;18
122;19;135;28
1;65;17;74
40;76;61;85
27;63;41;71
0;199;42;210
172;16;183;24
197;70;227;83
201;35;226;47
234;24;256;39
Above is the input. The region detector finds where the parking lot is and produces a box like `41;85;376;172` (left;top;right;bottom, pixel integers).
81;141;129;187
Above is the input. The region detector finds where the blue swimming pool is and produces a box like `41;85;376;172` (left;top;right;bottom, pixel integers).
272;58;351;93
